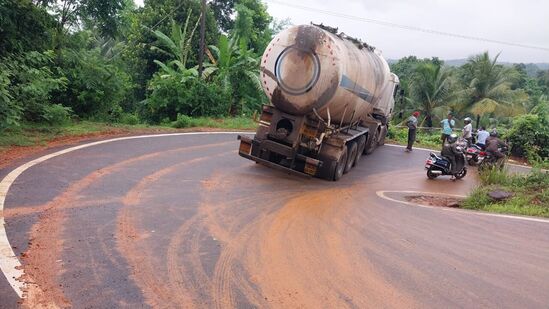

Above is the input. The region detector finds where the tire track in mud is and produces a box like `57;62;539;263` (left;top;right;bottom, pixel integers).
116;151;234;308
243;186;418;308
198;172;302;308
159;164;302;308
182;166;420;308
17;141;234;308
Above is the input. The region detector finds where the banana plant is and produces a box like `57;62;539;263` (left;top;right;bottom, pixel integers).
149;10;201;82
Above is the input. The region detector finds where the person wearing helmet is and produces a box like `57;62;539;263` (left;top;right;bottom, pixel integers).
462;117;473;146
485;129;508;160
441;133;461;174
440;113;455;145
406;111;420;152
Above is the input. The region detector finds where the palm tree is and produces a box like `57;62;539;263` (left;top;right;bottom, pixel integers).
457;52;528;118
409;62;454;127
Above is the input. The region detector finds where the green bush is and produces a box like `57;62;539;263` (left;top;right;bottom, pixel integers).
41;104;73;125
506;106;549;162
55;49;132;119
0;51;66;128
120;113;140;125
143;76;230;123
172;114;193;128
0;67;19;130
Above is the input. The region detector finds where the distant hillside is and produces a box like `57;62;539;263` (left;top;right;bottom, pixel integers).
388;58;549;76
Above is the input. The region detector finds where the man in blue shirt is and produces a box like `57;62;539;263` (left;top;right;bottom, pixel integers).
440;113;455;144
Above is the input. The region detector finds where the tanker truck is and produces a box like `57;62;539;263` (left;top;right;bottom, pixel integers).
238;24;401;180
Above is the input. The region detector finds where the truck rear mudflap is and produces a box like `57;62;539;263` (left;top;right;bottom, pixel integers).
237;135;323;178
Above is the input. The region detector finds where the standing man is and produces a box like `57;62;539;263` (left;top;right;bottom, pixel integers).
440;113;455;144
406;111;419;152
462;117;473;146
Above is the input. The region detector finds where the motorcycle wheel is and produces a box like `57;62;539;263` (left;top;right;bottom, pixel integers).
478;160;489;172
427;167;439;179
468;158;477;166
455;167;467;179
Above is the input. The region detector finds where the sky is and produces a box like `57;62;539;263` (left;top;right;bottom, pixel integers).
134;0;549;63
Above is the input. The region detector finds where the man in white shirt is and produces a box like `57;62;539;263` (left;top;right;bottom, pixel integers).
462;117;473;146
476;126;489;150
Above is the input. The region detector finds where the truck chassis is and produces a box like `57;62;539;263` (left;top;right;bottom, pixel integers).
238;105;387;181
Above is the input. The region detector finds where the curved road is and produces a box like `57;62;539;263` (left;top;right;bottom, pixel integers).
1;133;548;308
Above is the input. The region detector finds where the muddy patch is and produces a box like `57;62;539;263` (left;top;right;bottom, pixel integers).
405;195;463;208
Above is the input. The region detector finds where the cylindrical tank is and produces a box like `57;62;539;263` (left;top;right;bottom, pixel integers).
260;24;394;125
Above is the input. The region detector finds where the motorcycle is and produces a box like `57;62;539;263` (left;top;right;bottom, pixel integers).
425;151;467;180
478;146;509;172
465;144;484;166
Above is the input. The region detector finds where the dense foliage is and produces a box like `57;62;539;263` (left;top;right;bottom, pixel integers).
0;0;273;129
505;102;549;164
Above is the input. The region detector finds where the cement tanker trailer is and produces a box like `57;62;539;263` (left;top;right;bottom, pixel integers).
238;24;401;180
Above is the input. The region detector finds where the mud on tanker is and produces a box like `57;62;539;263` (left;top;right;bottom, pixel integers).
238;24;401;180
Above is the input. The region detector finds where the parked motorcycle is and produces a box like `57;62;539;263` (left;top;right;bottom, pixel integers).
478;146;509;172
465;144;484;166
425;151;468;180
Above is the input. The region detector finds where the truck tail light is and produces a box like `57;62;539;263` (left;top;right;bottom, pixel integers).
239;138;252;155
304;157;320;176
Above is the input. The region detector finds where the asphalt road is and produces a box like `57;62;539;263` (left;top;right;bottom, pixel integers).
1;133;548;308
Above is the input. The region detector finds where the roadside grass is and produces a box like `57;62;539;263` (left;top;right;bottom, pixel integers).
171;115;256;130
462;168;549;218
386;126;441;150
0;117;256;152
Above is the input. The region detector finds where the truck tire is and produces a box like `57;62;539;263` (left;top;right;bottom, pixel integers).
378;126;387;146
344;141;358;174
354;135;367;166
364;127;379;155
333;146;348;181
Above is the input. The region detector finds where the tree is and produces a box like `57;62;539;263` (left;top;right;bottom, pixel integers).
34;0;125;40
390;56;445;120
456;52;528;118
210;0;236;32
409;62;454;127
233;0;273;54
0;0;55;56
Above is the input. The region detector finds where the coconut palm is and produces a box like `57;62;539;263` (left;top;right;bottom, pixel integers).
409;62;454;127
456;52;528;118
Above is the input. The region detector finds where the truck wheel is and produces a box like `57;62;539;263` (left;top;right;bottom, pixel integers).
378;126;387;146
354;135;367;166
333;146;348;181
344;141;358;174
364;128;379;155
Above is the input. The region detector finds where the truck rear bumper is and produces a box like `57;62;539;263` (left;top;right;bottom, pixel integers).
237;135;321;178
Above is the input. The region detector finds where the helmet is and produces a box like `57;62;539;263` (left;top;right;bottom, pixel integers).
464;117;472;123
490;129;498;137
447;134;458;143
